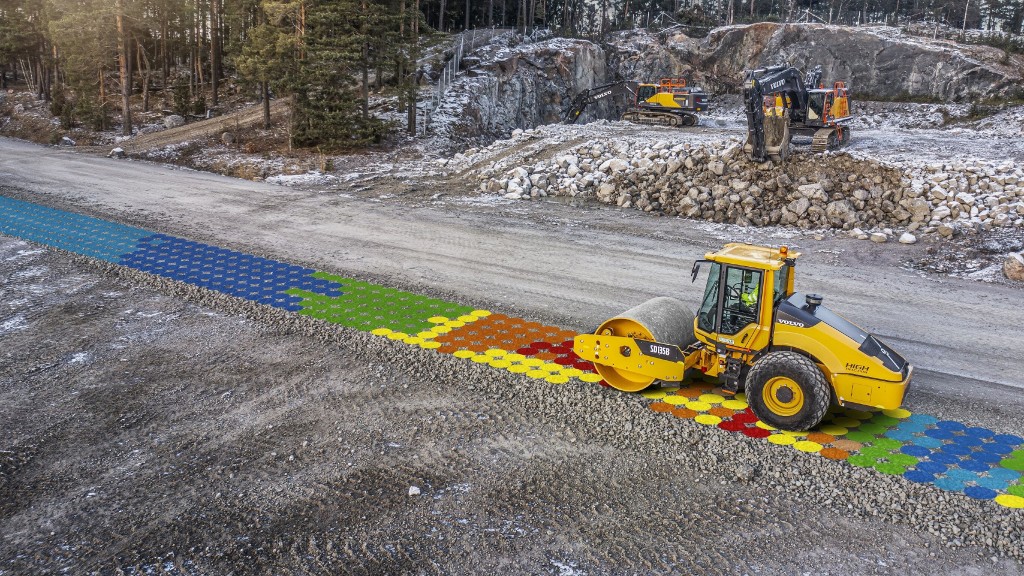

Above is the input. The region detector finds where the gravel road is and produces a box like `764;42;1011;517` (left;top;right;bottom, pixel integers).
1;136;1023;573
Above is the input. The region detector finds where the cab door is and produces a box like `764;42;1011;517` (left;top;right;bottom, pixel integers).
696;264;769;351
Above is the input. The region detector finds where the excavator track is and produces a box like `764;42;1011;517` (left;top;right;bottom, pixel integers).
621;110;698;128
811;127;850;152
811;128;834;152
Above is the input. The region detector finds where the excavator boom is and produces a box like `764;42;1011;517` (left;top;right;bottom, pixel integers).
564;81;638;125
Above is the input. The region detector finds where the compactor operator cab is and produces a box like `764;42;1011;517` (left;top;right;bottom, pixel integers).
693;254;792;342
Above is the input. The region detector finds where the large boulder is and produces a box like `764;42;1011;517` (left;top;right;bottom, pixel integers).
163;115;186;129
1005;253;1024;281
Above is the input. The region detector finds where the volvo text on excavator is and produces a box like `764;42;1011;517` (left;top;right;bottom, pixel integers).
574;243;912;431
565;78;710;127
743;65;853;163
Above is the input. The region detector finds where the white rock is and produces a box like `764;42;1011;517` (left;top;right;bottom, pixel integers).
599;158;629;172
797;183;826;200
788;197;810;217
898;232;917;244
596;182;617;202
503;191;522;200
869;232;888;243
931;206;951;220
408;486;421;496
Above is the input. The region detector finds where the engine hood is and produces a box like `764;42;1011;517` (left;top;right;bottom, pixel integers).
775;293;908;376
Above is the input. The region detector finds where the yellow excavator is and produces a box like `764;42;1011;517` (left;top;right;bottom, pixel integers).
574;244;912;431
565;78;710;127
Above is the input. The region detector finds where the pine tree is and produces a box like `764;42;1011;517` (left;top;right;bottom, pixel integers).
290;0;386;149
235;20;296;128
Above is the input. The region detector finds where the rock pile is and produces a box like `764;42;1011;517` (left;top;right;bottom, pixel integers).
908;161;1024;237
471;135;1024;239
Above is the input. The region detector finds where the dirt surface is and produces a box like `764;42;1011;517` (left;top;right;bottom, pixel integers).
2;137;1024;573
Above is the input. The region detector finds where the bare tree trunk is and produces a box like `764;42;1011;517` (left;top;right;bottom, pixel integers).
408;0;419;135
261;80;271;128
137;39;152;112
439;0;446;30
98;67;107;129
361;0;369;119
489;0;494;26
116;0;132;136
211;0;221;106
398;0;406;113
160;2;168;99
465;0;470;29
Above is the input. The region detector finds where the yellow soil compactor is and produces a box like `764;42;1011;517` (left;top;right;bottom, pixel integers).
574;244;912;431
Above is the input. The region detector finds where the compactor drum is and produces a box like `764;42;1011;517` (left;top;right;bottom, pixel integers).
592;297;696;392
575;244;912;431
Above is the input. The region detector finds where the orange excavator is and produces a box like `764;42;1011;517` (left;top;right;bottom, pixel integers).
743;65;853;162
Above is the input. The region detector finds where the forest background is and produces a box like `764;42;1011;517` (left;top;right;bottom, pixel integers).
1;0;1022;149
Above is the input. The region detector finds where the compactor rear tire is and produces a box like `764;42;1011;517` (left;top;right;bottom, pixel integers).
745;351;830;431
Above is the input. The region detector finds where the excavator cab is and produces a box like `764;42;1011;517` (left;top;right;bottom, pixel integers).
635;83;658;104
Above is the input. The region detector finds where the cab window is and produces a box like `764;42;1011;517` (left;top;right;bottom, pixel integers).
720;266;762;336
773;266;790;304
697;262;721;333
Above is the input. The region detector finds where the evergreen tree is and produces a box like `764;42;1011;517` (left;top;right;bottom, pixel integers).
235;19;296;128
291;0;386;149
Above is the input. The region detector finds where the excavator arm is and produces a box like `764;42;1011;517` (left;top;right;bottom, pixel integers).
564;81;638;125
743;66;810;162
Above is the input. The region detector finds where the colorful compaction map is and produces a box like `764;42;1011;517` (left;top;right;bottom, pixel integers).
2;194;1022;509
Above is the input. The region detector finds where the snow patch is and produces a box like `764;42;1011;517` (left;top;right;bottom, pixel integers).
1;314;28;334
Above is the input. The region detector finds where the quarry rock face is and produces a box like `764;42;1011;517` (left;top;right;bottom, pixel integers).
691;24;1023;101
436;24;1022;141
433;38;608;139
